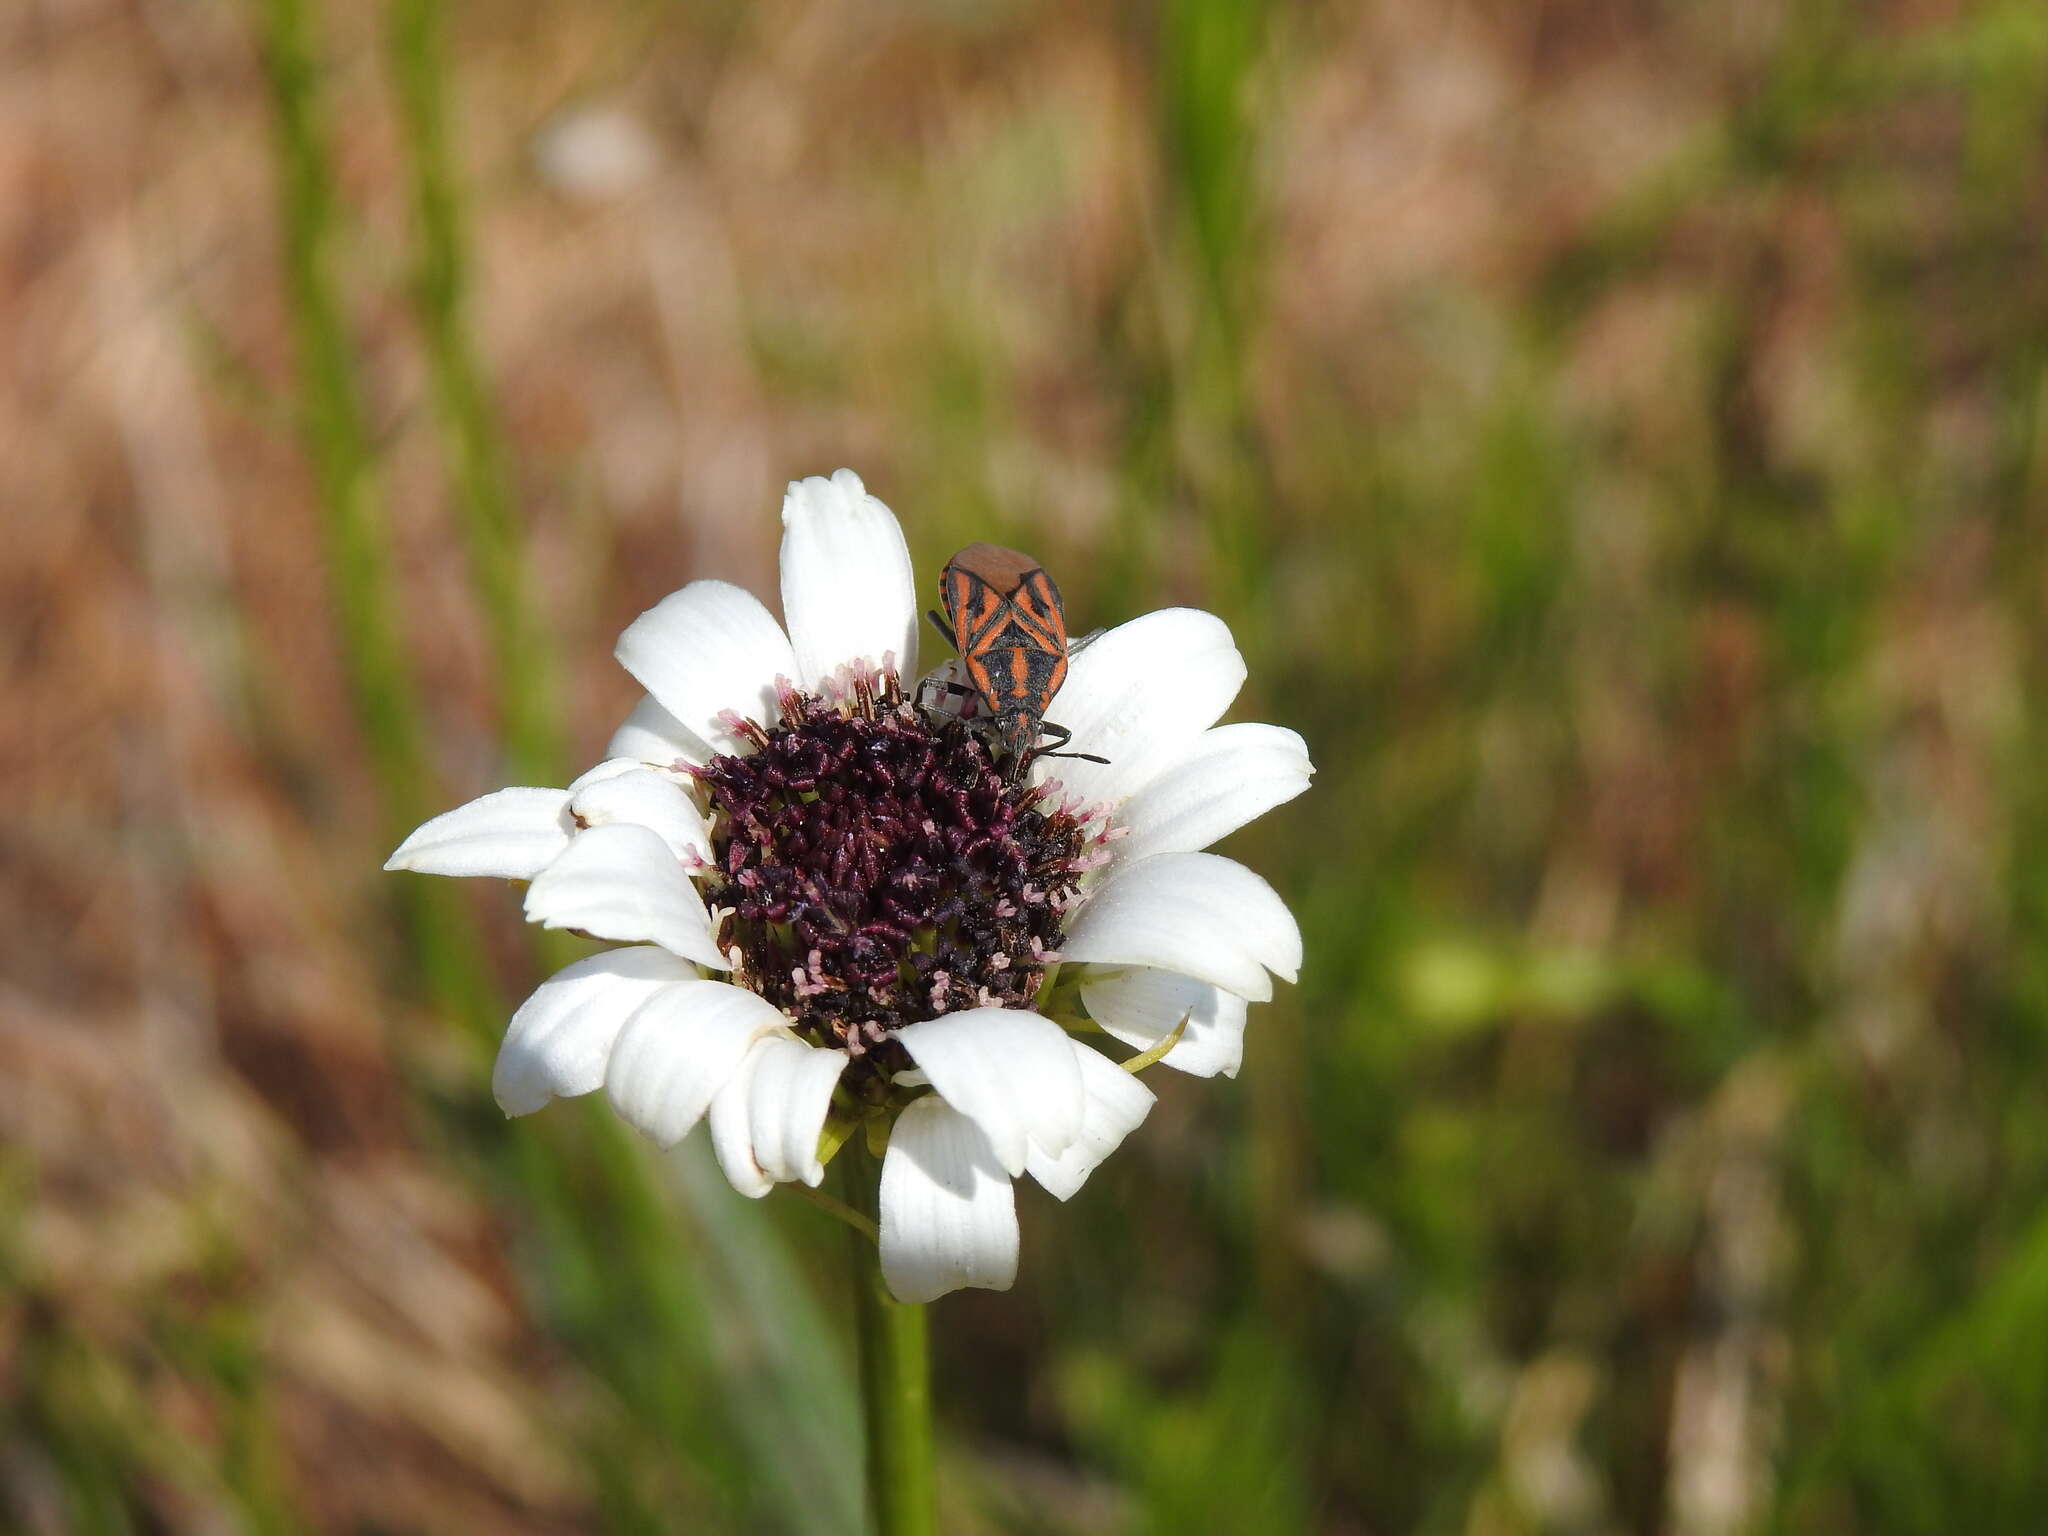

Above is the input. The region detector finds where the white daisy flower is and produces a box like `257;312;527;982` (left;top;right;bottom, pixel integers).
386;469;1310;1303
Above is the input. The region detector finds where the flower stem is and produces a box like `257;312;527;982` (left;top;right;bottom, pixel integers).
789;1180;880;1244
841;1152;937;1535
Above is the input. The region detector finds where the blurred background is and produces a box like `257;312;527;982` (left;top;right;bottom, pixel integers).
8;0;2048;1530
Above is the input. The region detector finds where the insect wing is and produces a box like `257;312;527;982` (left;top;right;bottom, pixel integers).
1005;566;1068;650
938;563;980;648
1003;566;1069;702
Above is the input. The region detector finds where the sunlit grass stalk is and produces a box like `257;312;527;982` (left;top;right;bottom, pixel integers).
256;0;501;1031
841;1148;936;1536
263;9;858;1530
258;0;429;833
255;5;781;1524
387;0;563;786
1158;0;1313;1347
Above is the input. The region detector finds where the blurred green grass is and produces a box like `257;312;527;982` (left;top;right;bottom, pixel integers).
9;0;2048;1530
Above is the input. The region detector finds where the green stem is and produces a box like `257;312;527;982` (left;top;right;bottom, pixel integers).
841;1152;937;1536
789;1180;881;1243
387;0;562;786
257;0;503;1036
259;0;430;834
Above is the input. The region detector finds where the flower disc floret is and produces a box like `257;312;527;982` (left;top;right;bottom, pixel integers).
693;667;1095;1096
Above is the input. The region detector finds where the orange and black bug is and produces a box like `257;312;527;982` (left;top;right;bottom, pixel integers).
928;543;1107;780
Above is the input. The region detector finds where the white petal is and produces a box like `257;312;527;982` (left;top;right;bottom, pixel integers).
565;756;651;795
522;822;728;969
1061;852;1301;1002
1036;608;1246;804
383;787;571;879
1110;723;1313;866
708;1058;776;1198
493;946;699;1115
570;766;711;865
779;469;919;687
750;1036;849;1186
1079;966;1251;1079
879;1096;1019;1303
606;694;711;767
1025;1042;1155;1200
614;580;795;758
895;1009;1085;1176
604;979;792;1148
709;1033;848;1196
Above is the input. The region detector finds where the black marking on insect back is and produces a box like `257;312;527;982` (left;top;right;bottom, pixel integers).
691;676;1095;1098
977;616;1057;666
1001;645;1063;706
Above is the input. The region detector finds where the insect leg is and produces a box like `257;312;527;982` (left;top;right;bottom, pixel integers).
915;675;974;706
925;608;959;650
1027;721;1110;768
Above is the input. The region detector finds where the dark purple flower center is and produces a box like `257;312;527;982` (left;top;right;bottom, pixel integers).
691;669;1094;1098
